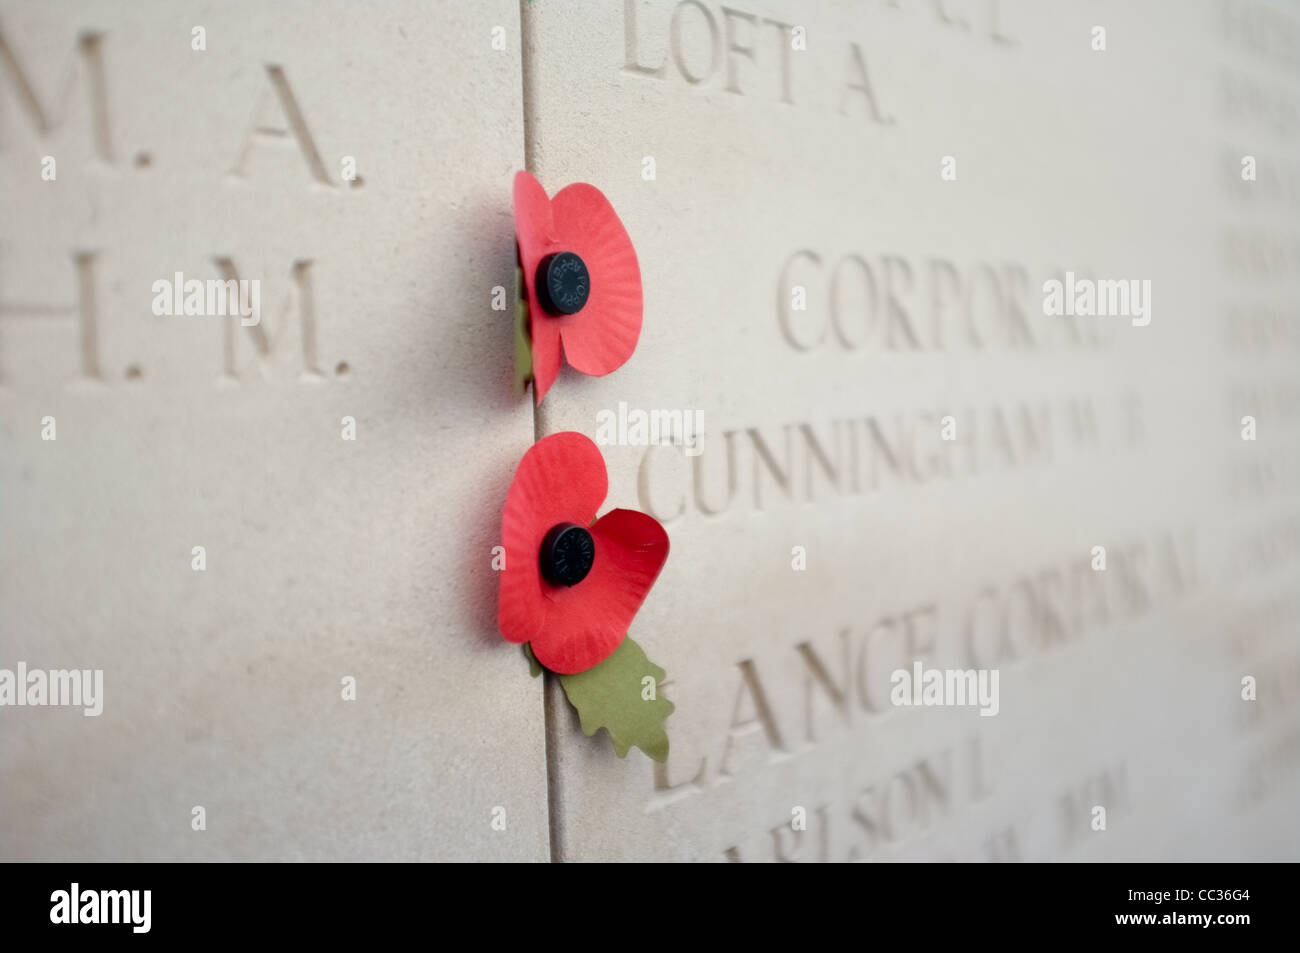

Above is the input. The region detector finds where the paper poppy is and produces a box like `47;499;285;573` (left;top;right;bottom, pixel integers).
513;171;643;405
498;432;668;674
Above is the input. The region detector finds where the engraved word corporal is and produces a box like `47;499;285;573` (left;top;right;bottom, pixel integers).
151;272;261;326
596;401;704;457
1042;272;1151;327
890;661;999;717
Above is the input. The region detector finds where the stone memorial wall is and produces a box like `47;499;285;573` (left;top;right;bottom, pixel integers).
2;0;1297;861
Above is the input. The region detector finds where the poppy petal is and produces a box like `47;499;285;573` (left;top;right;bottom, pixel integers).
550;183;642;378
529;508;669;674
498;433;608;644
513;170;558;252
513;171;564;405
528;307;563;405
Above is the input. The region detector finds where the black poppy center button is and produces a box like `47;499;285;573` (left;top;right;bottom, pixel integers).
539;522;596;586
537;251;591;315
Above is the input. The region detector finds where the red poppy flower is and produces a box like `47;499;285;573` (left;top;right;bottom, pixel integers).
514;171;643;405
498;432;669;674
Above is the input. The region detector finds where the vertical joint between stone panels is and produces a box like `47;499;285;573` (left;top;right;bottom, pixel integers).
543;672;566;863
519;0;537;175
518;0;560;863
